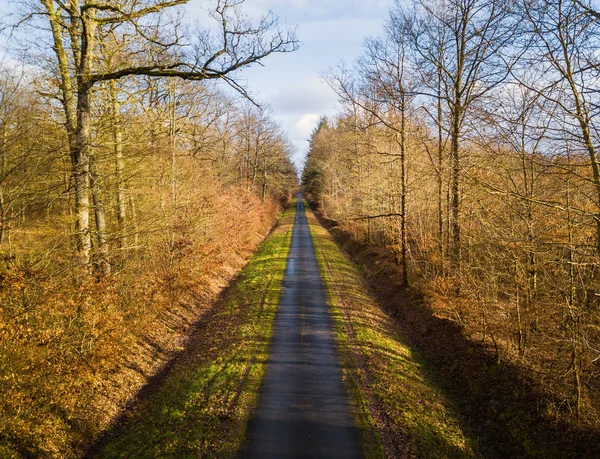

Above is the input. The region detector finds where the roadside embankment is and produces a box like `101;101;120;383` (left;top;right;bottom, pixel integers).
86;201;296;458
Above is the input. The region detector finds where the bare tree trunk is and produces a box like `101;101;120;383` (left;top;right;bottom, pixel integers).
168;83;178;260
90;151;110;275
400;95;409;288
522;135;537;307
74;82;93;271
169;83;177;213
110;80;127;251
515;272;524;356
129;193;139;249
0;122;5;249
437;73;445;274
262;169;267;202
74;3;102;273
446;163;452;260
450;103;461;272
565;149;582;421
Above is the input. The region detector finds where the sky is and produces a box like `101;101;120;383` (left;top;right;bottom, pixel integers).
0;0;394;170
188;0;394;169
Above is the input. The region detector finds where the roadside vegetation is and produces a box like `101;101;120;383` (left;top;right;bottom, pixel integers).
0;1;297;456
305;203;478;459
88;202;296;458
303;0;600;451
311;203;600;457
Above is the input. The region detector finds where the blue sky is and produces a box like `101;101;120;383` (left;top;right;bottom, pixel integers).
194;0;394;167
0;0;394;168
185;0;394;166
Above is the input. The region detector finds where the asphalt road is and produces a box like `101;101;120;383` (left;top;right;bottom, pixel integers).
242;197;363;459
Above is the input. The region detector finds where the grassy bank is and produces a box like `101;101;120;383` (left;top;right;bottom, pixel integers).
304;203;479;459
87;200;296;458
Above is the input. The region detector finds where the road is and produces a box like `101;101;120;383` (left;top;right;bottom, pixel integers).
242;197;363;459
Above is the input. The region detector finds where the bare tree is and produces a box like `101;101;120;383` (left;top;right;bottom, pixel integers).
32;0;297;274
403;0;514;275
516;0;600;255
328;20;418;286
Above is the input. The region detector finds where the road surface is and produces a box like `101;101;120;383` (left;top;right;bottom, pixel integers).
242;197;363;459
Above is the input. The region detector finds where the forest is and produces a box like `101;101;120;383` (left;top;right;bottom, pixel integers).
0;0;297;455
3;0;600;457
304;0;600;431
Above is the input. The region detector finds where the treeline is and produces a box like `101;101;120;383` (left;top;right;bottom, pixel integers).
0;0;297;456
303;0;600;428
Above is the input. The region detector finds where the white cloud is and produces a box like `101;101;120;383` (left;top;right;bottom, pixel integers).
294;113;321;139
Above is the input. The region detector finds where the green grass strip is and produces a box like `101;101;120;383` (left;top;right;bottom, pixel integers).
304;202;479;459
91;201;296;459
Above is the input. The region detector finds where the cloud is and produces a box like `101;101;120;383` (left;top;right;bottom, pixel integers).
294;113;321;139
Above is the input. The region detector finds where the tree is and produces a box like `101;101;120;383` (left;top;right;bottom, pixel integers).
33;0;298;274
516;0;600;255
329;20;417;286
403;0;514;274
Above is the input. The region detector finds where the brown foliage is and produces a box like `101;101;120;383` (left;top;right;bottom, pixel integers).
0;184;281;458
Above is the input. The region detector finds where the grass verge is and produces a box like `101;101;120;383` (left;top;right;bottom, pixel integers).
86;200;296;459
304;202;480;459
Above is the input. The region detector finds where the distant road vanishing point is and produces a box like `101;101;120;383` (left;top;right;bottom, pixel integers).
242;196;363;459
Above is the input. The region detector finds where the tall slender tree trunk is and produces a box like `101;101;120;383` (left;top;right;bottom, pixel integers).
74;82;93;271
516;284;524;355
262;168;268;202
450;103;462;272
0;122;5;249
400;97;409;288
437;77;445;274
168;83;178;261
169;83;177;213
110;80;127;251
129;193;139;249
90;151;110;274
435;22;446;275
74;7;103;274
566;155;582;420
522;138;537;307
